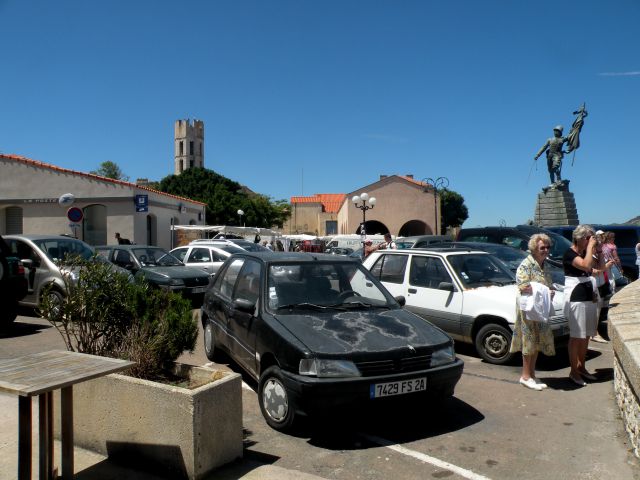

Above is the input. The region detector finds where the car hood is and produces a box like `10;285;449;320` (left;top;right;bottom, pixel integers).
142;265;208;279
273;308;451;355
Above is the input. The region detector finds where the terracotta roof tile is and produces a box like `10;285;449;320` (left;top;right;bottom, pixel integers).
0;153;207;206
290;193;346;213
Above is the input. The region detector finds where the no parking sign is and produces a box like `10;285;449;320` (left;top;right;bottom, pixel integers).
67;207;83;223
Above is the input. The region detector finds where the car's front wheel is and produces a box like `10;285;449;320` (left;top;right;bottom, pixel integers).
475;323;514;365
258;366;297;432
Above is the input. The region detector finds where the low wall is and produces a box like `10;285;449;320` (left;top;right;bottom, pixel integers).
609;280;640;457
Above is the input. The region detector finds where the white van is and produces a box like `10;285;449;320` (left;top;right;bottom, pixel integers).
325;234;387;250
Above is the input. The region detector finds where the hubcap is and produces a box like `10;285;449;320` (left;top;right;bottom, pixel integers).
204;324;213;354
484;332;508;358
262;377;288;422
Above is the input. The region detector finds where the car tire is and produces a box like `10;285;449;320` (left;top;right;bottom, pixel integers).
258;366;297;432
475;323;514;365
203;316;223;362
0;300;18;325
38;289;64;321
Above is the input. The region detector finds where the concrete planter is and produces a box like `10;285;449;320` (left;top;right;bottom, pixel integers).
56;362;243;479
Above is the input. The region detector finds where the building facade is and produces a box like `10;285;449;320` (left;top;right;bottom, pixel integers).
1;154;206;250
174;119;204;175
284;175;439;237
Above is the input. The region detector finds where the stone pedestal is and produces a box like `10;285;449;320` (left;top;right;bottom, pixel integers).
533;181;579;227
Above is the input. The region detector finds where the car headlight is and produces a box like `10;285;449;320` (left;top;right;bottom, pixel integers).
168;278;185;286
430;345;456;367
299;358;361;378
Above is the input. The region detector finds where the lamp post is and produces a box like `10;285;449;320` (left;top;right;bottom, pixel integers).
352;192;377;260
237;209;244;227
423;177;449;235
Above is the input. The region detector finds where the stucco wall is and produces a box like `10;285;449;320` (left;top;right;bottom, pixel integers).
0;157;205;249
609;280;640;458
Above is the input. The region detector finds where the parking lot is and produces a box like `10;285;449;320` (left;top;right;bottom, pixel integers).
2;311;639;480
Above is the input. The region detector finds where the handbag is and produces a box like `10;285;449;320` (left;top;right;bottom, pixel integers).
598;271;612;299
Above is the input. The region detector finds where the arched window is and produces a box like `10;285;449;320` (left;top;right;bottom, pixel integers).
83;204;107;245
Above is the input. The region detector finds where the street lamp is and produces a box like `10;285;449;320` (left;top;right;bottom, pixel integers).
423;177;449;235
237;209;244;227
352;192;377;259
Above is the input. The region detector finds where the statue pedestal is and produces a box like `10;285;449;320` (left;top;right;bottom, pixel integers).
533;181;579;227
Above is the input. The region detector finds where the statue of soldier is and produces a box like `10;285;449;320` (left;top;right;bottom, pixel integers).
534;125;568;185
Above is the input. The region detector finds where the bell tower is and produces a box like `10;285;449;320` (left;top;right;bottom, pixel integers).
174;119;204;175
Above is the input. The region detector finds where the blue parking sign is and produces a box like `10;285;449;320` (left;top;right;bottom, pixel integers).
135;194;148;212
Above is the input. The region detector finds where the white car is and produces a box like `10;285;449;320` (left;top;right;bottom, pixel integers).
170;244;237;276
363;248;569;365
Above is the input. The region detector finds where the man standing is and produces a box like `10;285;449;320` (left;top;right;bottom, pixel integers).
380;233;397;250
534;125;567;185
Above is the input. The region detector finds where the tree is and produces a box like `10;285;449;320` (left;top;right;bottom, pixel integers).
440;189;469;234
157;167;290;227
91;161;129;181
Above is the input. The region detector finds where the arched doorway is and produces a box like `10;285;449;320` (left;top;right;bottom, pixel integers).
399;220;431;237
83;204;107;245
355;220;389;236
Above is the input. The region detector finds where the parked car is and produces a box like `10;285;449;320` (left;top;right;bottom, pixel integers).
546;224;640;280
456;225;571;267
170;244;233;276
324;247;354;256
191;238;270;252
363;247;569;365
396;235;452;249
96;245;210;303
0;235;28;325
3;234;128;313
201;251;464;431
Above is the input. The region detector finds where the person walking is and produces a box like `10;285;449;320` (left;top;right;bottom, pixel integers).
509;233;556;391
563;225;598;386
636;240;640;279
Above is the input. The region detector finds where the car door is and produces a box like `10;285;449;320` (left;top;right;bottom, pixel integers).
184;247;215;274
404;254;464;337
227;259;261;376
6;239;47;305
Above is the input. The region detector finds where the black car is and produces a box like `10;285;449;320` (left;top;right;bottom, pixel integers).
96;245;210;304
456;225;571;267
201;251;463;431
0;235;28;325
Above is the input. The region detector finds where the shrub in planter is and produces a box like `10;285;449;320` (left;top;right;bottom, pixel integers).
40;255;197;379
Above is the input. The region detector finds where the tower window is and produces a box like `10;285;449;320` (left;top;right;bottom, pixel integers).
179;141;184;155
189;141;194;155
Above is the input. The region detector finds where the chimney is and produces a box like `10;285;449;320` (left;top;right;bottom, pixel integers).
406;174;414;179
380;175;388;180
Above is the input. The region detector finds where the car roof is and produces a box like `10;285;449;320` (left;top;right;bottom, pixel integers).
96;244;162;250
398;234;451;241
4;234;87;241
372;246;489;256
230;251;360;264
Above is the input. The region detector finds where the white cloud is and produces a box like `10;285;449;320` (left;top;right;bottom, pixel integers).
598;71;640;76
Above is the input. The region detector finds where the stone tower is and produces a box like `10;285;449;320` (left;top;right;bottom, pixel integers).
174;119;204;175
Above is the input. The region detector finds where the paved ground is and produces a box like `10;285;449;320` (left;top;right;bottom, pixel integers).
1;311;639;480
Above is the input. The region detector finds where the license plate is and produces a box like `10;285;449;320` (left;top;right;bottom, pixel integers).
370;377;427;399
191;287;206;294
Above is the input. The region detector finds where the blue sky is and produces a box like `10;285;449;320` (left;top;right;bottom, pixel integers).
1;0;638;227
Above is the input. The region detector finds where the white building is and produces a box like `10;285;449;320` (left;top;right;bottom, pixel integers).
0;154;206;249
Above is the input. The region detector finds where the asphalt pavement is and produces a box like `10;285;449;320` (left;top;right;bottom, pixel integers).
1;312;639;480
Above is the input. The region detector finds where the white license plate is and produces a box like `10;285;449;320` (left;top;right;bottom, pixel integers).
370;377;427;398
191;287;206;293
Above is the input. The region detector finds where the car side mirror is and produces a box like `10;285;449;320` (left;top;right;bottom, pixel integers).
394;295;406;306
438;282;455;292
21;258;33;269
233;298;256;313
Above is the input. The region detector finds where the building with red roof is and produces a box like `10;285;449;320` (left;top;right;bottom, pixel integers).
0;154;205;249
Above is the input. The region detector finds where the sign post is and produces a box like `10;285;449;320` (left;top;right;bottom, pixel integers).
67;207;83;239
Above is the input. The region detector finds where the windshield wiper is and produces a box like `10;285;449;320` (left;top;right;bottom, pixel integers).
277;302;346;311
331;301;390;309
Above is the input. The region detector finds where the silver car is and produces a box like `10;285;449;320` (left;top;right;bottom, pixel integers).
170;244;235;276
3;234;127;311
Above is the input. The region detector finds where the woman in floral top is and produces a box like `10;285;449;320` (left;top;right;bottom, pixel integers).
509;233;556;391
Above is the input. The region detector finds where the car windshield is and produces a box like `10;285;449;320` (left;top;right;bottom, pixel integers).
267;261;393;311
33;238;94;262
396;241;415;249
132;248;182;266
447;253;515;288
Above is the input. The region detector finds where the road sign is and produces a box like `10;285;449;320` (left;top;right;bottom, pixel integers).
67;207;83;223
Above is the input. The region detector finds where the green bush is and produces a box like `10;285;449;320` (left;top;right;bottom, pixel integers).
40;256;197;379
